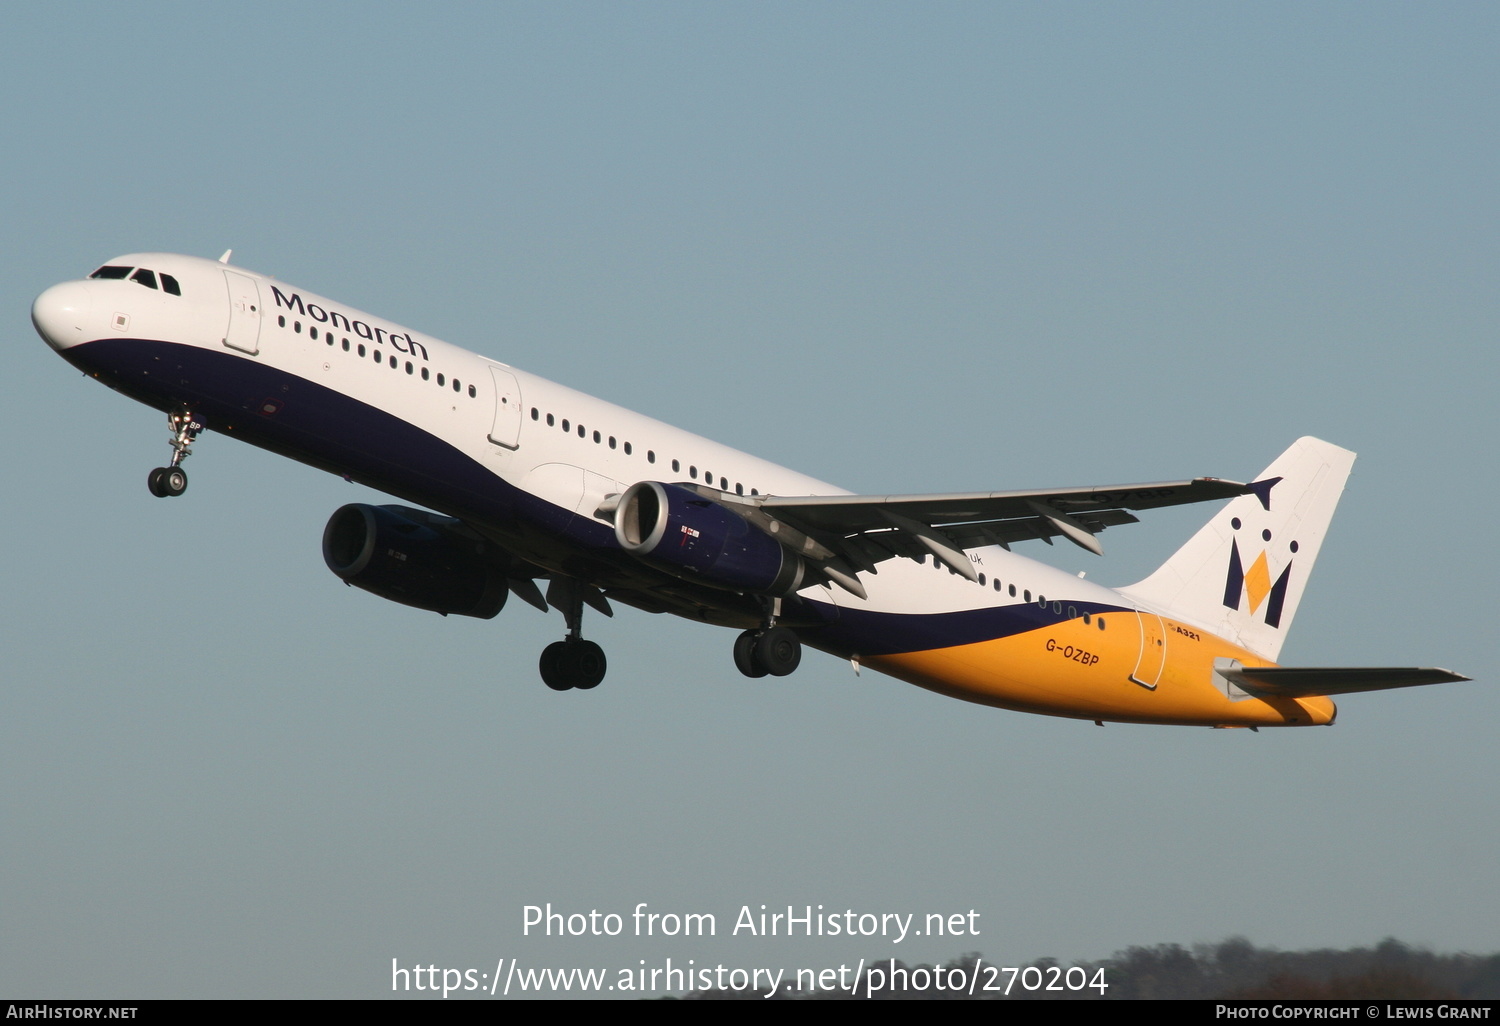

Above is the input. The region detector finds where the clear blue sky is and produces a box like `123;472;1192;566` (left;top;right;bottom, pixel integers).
2;2;1495;999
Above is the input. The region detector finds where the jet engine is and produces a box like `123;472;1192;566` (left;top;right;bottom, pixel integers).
614;481;805;595
322;503;509;618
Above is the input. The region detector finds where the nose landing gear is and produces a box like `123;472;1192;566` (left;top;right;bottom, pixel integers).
147;411;203;498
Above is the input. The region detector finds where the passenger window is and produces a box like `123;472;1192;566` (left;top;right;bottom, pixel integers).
160;273;182;296
468;385;476;398
130;268;158;289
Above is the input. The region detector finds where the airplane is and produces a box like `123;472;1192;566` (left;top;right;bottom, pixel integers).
31;251;1468;727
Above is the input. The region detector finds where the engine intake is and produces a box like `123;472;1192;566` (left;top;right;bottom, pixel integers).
322;504;508;618
614;481;804;595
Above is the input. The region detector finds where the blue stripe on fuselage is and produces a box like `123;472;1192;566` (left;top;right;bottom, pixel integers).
797;597;1129;658
62;335;1133;661
61;335;572;539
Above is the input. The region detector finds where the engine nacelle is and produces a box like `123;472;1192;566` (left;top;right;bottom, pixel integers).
322;503;509;618
614;481;804;595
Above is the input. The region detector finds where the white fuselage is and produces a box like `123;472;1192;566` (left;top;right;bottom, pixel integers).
34;252;1338;727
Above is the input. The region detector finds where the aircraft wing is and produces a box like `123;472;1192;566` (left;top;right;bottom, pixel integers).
742;477;1253;594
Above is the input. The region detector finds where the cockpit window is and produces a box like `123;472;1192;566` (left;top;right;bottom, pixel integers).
88;264;182;295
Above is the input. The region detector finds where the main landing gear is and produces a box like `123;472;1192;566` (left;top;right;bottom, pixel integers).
540;638;606;692
147;411;204;498
539;577;608;691
733;599;802;678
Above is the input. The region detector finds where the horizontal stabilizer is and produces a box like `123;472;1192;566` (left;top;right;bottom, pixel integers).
1219;665;1471;699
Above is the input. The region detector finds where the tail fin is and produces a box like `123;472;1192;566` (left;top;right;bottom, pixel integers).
1118;437;1356;661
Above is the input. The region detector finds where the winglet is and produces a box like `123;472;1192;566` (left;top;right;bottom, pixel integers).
1246;476;1282;511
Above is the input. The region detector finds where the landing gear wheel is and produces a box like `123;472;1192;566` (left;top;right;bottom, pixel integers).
147;466;187;497
569;640;607;690
756;626;802;677
540;642;572;691
734;630;768;678
540;639;607;691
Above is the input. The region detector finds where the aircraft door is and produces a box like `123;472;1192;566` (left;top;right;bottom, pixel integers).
222;271;262;355
1130;610;1167;689
488;365;522;450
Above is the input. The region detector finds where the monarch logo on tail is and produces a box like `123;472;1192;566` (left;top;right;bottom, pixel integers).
1222;477;1294;628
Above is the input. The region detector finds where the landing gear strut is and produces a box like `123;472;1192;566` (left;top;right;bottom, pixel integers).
539;577;608;691
147;410;203;498
734;598;802;678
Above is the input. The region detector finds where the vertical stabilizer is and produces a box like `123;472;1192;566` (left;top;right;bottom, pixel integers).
1118;437;1355;661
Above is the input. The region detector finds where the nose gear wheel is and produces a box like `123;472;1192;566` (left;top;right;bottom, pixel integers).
148;410;204;498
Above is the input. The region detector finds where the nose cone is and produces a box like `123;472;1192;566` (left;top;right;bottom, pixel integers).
32;281;94;351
